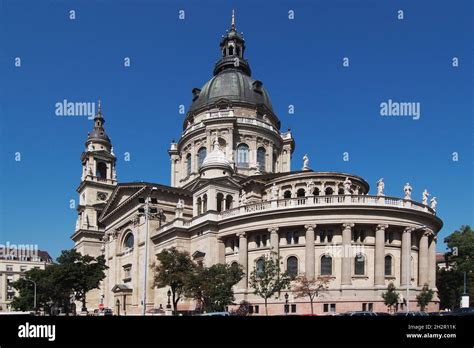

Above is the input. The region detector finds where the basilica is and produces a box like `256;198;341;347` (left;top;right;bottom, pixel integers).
71;15;442;315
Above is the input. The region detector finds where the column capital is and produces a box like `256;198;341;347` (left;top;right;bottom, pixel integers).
403;226;415;234
423;229;434;237
217;236;225;242
304;224;316;231
376;224;389;231
268;227;279;234
342;223;355;230
236;232;246;238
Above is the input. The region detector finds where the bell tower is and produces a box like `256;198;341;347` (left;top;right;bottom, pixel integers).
73;99;117;256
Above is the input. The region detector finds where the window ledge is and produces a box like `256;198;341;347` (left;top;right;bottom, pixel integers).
352;275;369;279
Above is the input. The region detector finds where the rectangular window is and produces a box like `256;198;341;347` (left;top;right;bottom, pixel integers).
20;266;27;273
323;304;328;312
123;265;132;282
6;265;13;272
248;306;253;314
324;303;336;312
254;305;259;314
291;304;297;313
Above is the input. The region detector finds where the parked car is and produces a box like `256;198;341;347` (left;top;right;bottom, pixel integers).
200;311;231;316
344;311;377;317
97;308;113;316
374;312;391;316
450;307;474;316
392;311;428;316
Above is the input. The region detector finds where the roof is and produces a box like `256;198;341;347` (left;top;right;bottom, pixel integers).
189;69;273;113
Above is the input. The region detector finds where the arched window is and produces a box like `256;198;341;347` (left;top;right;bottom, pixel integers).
196;197;202;215
237;144;249;168
96;162;107;179
198;147;207;168
325;187;334;195
338;187;344;195
186;153;192;176
256;258;265;277
228;45;234;55
225;195;233;210
385;255;392;276
354;254;365;275
297;188;306;197
203;194;208;212
287;256;298;278
231;261;239;271
123;232;134;250
216;193;224;212
284;190;292;199
257;147;266;171
320;255;332;275
236;47;241;57
313;187;320;196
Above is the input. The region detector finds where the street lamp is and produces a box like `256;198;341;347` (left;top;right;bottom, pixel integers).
167;289;172;310
24;278;37;314
140;186;158;316
284;292;289;315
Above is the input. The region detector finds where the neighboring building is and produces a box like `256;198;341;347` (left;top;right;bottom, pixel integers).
436;252;450;270
0;249;53;312
71;14;443;315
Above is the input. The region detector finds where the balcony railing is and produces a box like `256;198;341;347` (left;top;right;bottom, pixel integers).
219;195;435;220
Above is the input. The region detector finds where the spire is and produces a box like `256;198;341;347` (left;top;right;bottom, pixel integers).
86;97;111;147
214;10;250;76
231;10;235;31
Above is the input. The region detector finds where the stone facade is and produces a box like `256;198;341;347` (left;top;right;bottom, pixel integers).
71;17;442;315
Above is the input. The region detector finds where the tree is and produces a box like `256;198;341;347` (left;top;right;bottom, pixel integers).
152;247;196;315
292;275;331;315
417;283;434;311
55;249;108;312
12;249;107;314
382;282;400;313
186;263;243;313
249;253;291;315
438;225;474;308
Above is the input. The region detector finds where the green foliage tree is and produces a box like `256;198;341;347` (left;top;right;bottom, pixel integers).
416;283;434;311
12;249;107;314
55;249;108;312
186;263;244;313
152;247;196;315
292;275;331;315
438;225;474;308
382;282;400;313
249;253;291;315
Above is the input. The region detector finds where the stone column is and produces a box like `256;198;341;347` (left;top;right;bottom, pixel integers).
217;237;225;264
418;230;429;286
375;224;388;286
237;232;248;289
305;224;316;280
269;227;280;257
428;235;437;288
341;223;354;286
401;227;414;286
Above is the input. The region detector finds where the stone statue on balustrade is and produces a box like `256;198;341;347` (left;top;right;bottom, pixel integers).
343;177;352;195
306;179;315;195
302;154;310;170
404;183;412;200
175;199;184;218
422;189;430;205
376;178;385;196
270;183;279;200
430;196;437;211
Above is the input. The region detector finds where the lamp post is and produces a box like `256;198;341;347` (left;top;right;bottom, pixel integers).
284;292;289;316
24;278;37;314
140;186;157;316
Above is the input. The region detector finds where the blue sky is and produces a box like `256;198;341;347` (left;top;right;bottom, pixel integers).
0;0;472;258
